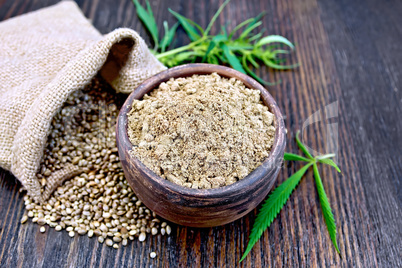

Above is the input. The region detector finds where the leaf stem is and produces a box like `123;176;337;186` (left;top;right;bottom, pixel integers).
156;37;206;59
315;154;336;160
204;0;231;36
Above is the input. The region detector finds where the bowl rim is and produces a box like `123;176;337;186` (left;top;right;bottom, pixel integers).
117;63;285;198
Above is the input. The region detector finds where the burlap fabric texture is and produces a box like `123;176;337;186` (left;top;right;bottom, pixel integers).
0;1;166;203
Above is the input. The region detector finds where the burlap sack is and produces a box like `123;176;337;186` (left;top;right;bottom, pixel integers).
0;1;166;203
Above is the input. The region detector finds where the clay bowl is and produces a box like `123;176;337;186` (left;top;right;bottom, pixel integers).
116;63;285;228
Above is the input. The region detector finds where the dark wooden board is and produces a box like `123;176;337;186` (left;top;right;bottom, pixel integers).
0;0;401;267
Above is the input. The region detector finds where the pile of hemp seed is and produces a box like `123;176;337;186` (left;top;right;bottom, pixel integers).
21;76;171;249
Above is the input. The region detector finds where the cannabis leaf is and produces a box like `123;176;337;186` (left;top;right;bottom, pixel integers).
313;163;340;254
133;0;179;51
133;0;159;49
133;0;298;85
160;21;179;53
240;131;342;262
239;162;312;262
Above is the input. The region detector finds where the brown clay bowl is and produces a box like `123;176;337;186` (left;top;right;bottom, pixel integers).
116;63;285;227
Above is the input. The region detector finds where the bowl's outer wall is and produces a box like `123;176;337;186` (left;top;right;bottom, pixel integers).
117;64;286;227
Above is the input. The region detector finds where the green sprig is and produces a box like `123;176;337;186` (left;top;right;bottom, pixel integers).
133;0;159;49
133;0;298;85
240;131;342;262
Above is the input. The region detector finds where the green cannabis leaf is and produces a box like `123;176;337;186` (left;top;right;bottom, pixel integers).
133;0;159;49
239;162;312;262
133;0;298;85
240;131;342;262
313;163;341;254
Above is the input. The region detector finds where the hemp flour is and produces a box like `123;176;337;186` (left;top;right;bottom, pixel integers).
127;73;275;189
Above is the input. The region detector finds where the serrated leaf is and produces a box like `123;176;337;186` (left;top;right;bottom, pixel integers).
222;43;246;74
313;163;341;254
271;49;291;57
205;0;231;36
202;35;226;62
256;35;294;49
249;32;263;42
172;51;203;62
295;131;313;159
169;9;202;41
244;12;265;32
240;163;313;262
160;21;179;52
246;54;259;68
202;41;217;62
221;23;228;37
243;64;271;85
212;34;228;43
237;12;265;41
228;18;254;39
208;54;220;65
262;57;299;70
239;21;262;40
241;55;277;86
227;43;254;50
315;154;336;160
133;0;159;48
152;1;298;86
284;152;311;162
318;158;341;173
216;52;226;63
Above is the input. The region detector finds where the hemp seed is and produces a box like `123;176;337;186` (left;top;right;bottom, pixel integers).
105;239;113;247
20;215;28;224
24;76;171;250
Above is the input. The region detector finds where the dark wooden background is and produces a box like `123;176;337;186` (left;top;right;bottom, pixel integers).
0;0;401;267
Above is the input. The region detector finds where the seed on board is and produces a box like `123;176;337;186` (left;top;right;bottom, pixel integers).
24;77;171;249
150;252;156;259
138;232;146;242
88;229;94;238
77;229;87;235
37;218;46;225
40;226;46;233
151;227;158;235
100;224;108;233
20;215;28;224
94;230;102;237
105;239;113;247
113;236;121;243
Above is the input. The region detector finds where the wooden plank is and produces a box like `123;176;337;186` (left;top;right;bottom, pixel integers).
317;0;402;267
0;0;401;267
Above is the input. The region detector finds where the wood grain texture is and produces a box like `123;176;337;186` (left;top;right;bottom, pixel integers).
0;0;401;267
